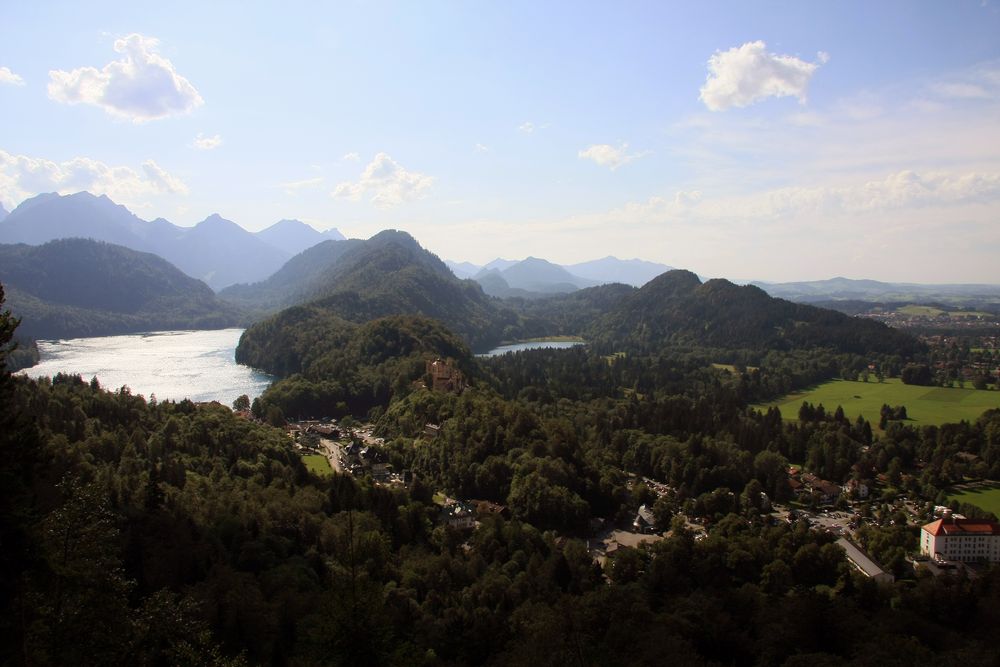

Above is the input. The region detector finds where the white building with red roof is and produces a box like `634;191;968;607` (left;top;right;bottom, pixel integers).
920;514;1000;563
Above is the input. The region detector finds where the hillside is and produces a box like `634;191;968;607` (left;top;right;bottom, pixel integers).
0;239;243;339
219;239;363;312
237;313;475;417
591;270;924;355
511;282;638;337
235;230;515;363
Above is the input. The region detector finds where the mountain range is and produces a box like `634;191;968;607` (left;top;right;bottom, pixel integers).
446;256;674;293
0;238;242;339
0;192;344;290
1;190;997;321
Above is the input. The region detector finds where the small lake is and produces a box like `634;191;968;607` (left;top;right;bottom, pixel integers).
477;339;585;357
21;328;273;405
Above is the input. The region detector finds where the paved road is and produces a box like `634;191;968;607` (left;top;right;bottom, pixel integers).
318;438;343;474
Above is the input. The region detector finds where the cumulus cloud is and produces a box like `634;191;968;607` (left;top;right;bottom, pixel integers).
699;41;824;111
0;66;25;86
332;153;433;208
193;133;222;150
578;143;648;170
0;149;188;208
342;152;360;161
48;34;203;122
475;143;490;152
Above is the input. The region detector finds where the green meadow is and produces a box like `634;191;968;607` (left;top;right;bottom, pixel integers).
949;482;1000;517
756;378;1000;426
302;454;333;477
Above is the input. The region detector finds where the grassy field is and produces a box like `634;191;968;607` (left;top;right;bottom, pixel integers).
302;454;333;477
949;482;1000;517
897;305;946;317
755;378;1000;426
896;305;991;318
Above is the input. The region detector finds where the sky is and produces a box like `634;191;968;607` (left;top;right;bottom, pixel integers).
1;1;999;283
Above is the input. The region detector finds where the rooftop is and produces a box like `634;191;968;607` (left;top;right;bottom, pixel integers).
922;518;1000;537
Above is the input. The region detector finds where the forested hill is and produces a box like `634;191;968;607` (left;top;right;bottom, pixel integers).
238;314;476;417
0;239;243;339
588;269;924;355
219;238;364;313
234;230;516;352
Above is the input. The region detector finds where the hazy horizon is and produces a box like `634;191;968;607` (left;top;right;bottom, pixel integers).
1;2;999;282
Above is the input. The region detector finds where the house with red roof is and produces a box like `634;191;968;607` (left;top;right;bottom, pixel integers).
920;513;1000;563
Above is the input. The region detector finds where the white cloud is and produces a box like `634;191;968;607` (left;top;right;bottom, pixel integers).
140;160;188;194
518;121;535;133
0;66;25;86
332;152;433;208
475;143;490;152
48;33;203;122
598;170;1000;225
578;143;648;170
699;41;824;111
279;176;324;195
193;133;222;150
0;149;188;208
752;170;1000;216
342;152;360;161
929;82;990;99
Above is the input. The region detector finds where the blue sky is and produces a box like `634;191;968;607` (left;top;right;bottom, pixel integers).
1;1;999;282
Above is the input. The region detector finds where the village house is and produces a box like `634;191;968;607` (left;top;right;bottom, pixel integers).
471;499;509;520
921;513;1000;563
844;478;870;500
440;501;476;529
633;504;656;534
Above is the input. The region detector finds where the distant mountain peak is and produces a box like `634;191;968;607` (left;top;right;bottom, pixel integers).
271;218;312;230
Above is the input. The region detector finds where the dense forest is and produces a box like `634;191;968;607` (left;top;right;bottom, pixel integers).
0;284;1000;665
0;239;244;340
5;262;1000;665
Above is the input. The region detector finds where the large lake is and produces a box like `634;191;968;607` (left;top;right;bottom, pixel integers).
22;328;273;405
477;340;585;357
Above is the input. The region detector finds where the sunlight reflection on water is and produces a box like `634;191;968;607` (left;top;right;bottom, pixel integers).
22;328;273;404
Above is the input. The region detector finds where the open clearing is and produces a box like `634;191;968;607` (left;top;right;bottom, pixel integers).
302;454;333;477
755;378;1000;426
949;482;1000;517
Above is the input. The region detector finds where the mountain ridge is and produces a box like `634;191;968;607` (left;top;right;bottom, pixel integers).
0;192;345;290
591;269;924;356
0;238;243;339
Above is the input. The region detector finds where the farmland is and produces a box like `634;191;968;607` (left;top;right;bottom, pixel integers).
756;378;1000;426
